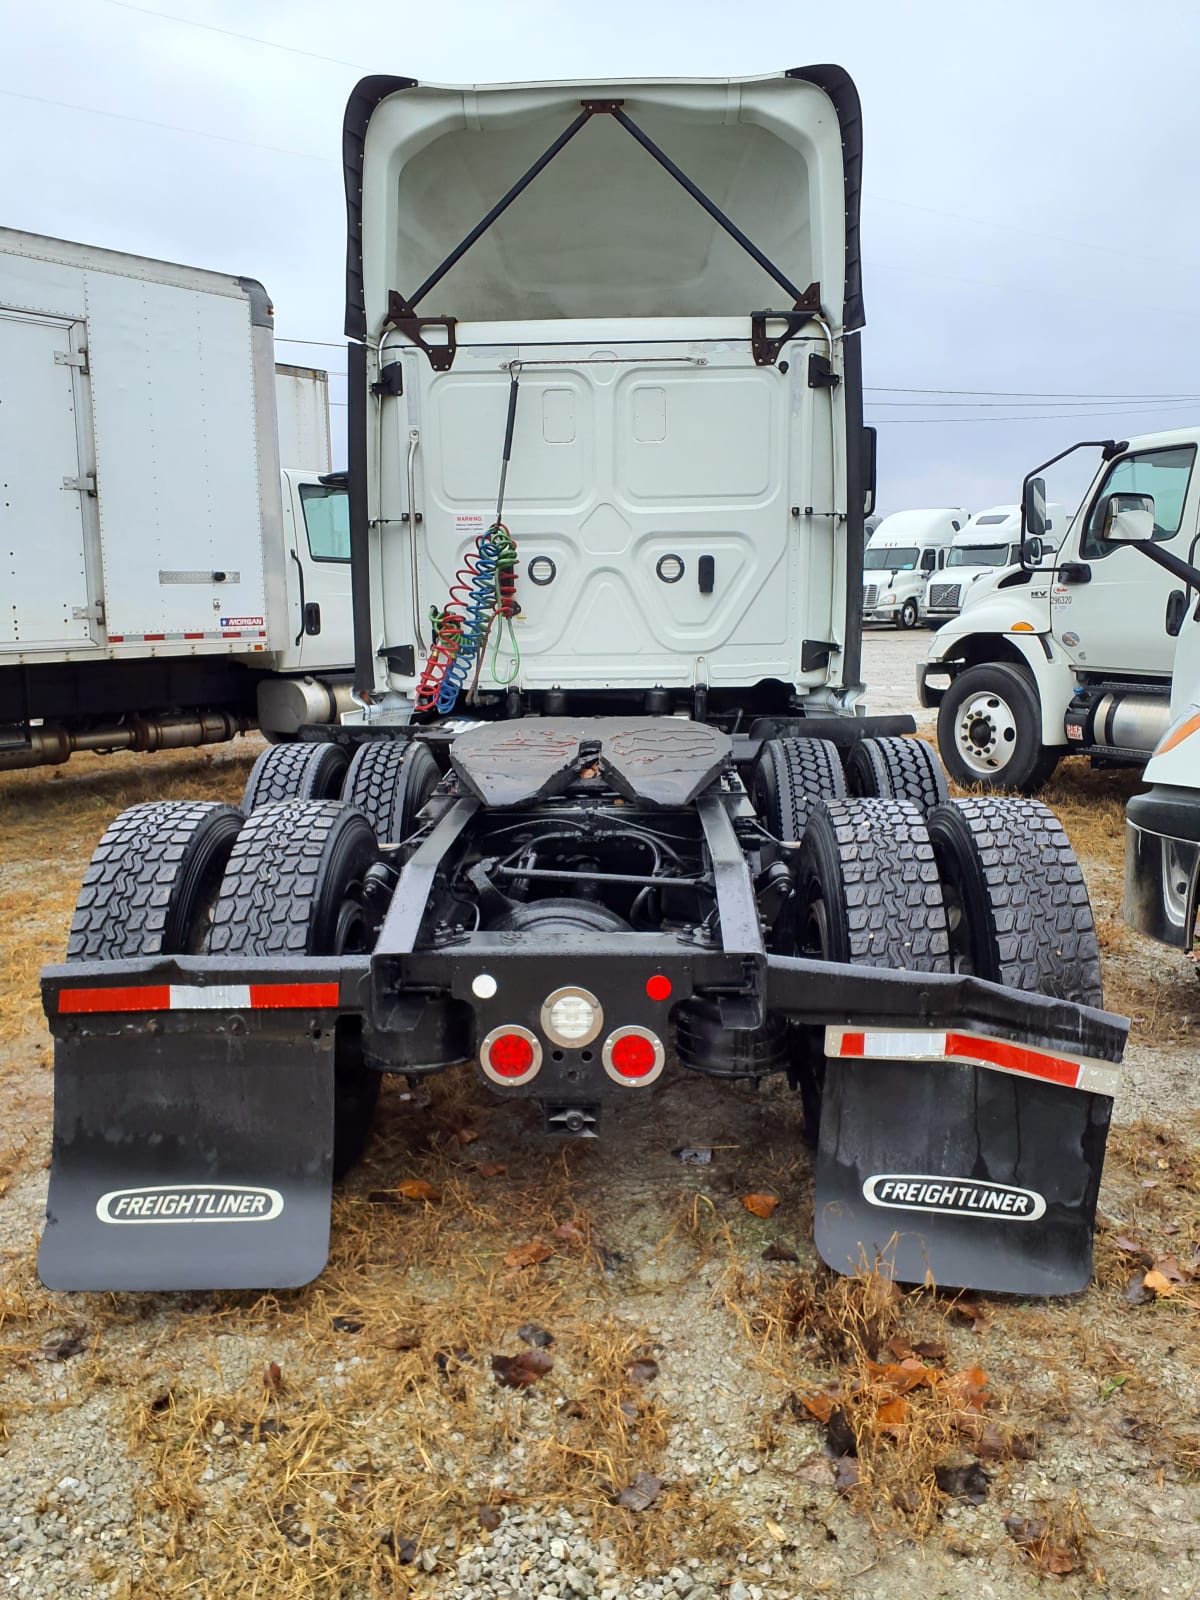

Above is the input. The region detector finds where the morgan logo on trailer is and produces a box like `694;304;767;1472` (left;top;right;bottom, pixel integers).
863;1174;1046;1222
96;1185;284;1224
219;616;265;629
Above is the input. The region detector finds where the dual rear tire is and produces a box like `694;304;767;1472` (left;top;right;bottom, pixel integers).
752;752;1103;1139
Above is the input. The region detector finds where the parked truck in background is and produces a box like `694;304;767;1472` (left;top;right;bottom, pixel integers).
38;69;1125;1304
275;363;332;476
920;502;1071;627
861;507;966;629
0;229;354;770
921;429;1198;791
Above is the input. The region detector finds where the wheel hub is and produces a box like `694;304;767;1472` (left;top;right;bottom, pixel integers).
956;692;1017;774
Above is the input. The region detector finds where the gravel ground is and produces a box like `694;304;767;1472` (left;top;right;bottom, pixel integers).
4;640;1200;1599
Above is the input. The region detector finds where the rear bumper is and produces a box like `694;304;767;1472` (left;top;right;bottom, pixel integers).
40;951;1127;1296
1124;787;1200;950
44;948;1128;1074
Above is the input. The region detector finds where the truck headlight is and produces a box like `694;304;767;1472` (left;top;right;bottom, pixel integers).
880;594;897;605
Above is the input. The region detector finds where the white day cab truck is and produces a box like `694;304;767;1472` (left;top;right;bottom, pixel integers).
37;69;1126;1302
860;507;965;629
921;430;1199;790
1120;518;1200;954
920;502;1070;628
0;229;355;770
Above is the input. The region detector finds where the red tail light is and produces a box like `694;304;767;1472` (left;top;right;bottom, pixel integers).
480;1025;542;1087
603;1026;665;1086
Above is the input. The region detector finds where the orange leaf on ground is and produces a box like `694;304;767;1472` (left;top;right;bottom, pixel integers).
476;1162;508;1178
876;1396;908;1427
1143;1269;1177;1297
504;1239;552;1269
389;1179;443;1203
742;1193;779;1219
944;1366;990;1412
797;1392;837;1424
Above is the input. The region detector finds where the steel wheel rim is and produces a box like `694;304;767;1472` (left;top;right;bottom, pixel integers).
954;691;1018;775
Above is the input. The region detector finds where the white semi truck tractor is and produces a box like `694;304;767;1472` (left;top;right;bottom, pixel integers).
37;69;1125;1301
920;428;1199;791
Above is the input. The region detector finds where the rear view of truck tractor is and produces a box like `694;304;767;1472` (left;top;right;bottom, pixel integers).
38;69;1125;1301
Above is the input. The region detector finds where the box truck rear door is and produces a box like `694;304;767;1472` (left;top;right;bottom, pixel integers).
0;313;96;653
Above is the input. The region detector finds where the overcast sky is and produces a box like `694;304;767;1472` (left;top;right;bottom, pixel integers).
4;0;1198;516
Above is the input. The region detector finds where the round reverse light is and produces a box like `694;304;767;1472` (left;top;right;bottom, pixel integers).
480;1024;542;1087
541;986;603;1048
603;1026;665;1086
471;973;498;999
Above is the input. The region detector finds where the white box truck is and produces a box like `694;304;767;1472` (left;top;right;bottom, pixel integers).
921;429;1199;790
0;229;354;769
275;363;332;475
861;508;966;629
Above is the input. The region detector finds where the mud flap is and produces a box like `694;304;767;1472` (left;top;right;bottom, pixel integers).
38;1017;335;1293
814;1044;1113;1296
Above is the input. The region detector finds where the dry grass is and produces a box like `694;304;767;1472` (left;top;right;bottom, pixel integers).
0;742;259;1054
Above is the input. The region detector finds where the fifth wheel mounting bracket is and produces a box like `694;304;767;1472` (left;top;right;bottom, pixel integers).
381;100;822;369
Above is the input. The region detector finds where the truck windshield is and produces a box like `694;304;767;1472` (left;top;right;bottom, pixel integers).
947;543;1007;568
1081;444;1197;559
864;546;918;570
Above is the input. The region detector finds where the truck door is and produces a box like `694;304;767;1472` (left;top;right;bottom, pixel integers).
285;473;353;670
1053;443;1198;676
0;312;97;652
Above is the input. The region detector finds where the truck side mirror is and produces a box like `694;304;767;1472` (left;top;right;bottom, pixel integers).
1099;491;1155;543
862;426;877;517
1019;536;1043;565
1023;476;1048;541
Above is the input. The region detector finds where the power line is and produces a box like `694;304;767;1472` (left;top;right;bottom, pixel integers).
98;0;368;72
865;385;1200;400
865;190;1197;275
866;397;1200;410
0;86;336;162
866;403;1200;425
276;337;346;349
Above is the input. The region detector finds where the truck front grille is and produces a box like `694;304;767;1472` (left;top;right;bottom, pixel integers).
863;584;879;610
928;583;961;611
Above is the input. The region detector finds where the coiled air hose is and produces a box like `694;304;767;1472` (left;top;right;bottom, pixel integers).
415;369;521;714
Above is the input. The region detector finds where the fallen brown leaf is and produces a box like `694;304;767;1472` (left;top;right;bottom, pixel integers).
615;1472;661;1512
33;1329;87;1363
376;1325;421;1351
504;1239;552;1269
491;1349;554;1388
1152;1254;1189;1285
477;1505;502;1532
742;1193;779;1219
517;1323;554;1349
797;1391;837;1425
450;1128;480;1147
1143;1269;1177;1298
476;1161;508;1179
554;1222;585;1247
796;1455;834;1487
627;1358;659;1385
369;1179;443;1204
263;1362;284;1393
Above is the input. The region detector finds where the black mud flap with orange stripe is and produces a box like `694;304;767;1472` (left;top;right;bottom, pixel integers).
37;961;348;1292
812;1026;1119;1295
